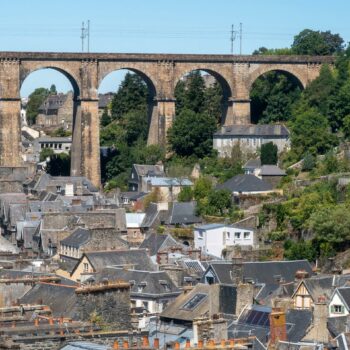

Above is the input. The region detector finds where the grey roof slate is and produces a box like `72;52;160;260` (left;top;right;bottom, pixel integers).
167;201;202;225
60;342;109;350
139;233;179;256
214;124;290;137
96;267;181;297
230;306;312;345
60;227;91;248
296;275;350;302
244;159;261;169
141;203;160;228
133;164;165;177
83;249;156;272
337;287;350;309
204;260;313;285
38;93;68;112
20;277;78;319
216;174;273;193
259;165;286;176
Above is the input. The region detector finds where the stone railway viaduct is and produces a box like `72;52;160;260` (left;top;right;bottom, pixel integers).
0;52;334;187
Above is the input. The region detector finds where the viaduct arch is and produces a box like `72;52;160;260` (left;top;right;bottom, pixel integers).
0;52;334;187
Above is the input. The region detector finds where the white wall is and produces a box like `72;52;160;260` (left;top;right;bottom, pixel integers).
329;292;349;317
194;226;254;258
214;137;290;157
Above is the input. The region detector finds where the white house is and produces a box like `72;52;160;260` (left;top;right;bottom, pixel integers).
213;124;290;157
329;287;350;317
194;223;255;258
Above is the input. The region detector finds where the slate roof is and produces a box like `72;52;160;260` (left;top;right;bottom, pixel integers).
328;316;348;337
33;173;98;193
293;275;350;302
38;93;68;112
37;136;72;144
243;260;313;285
133;164;165;177
61;342;109;350
96;267;181;297
60;227;91;248
98;92;114;109
167;202;202;225
160;283;211;322
244;159;261;170
214;124;290;137
140;203;160;228
337;287;350;309
259;165;286;176
229;305;312;345
216;174;273;193
203;260;313;285
81;249;156;272
145;177;193;187
20;277;78;319
0;235;20;253
139;233;180;256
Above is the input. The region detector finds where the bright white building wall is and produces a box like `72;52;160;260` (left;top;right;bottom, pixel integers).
194;225;254;258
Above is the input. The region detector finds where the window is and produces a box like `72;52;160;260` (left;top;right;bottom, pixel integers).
83;263;89;272
235;232;241;239
182;293;207;310
332;305;344;314
226;232;230;239
197;231;204;240
56;185;61;193
244;232;251;240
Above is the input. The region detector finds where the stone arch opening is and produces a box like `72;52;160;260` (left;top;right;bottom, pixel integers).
98;68;158;184
174;69;232;125
20;68;79;174
249;69;304;124
98;67;157;137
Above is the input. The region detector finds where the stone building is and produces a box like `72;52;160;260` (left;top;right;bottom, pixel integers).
213;124;290;157
36;92;73;130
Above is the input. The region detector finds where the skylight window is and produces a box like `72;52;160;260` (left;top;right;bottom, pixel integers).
181;293;207;310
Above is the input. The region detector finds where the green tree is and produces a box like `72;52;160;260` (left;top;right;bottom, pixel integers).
100;109;112;127
284;240;317;261
124;108;148;146
207;189;232;216
290;108;338;158
302;152;316;171
110;72;148;120
184;71;206;114
168;109;217;158
178;186;194;202
307;204;350;251
49;84;57;94
26;87;50;125
250;72;301;124
342;115;350;139
292;29;344;55
40;148;54;162
193;177;212;201
203;82;223;124
261;142;278;165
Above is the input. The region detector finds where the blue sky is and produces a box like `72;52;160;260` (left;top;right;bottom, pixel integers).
2;0;349;96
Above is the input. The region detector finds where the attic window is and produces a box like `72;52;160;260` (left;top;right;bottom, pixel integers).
181;293;207;310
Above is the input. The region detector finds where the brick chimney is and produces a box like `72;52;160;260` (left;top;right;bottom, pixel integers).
269;307;287;347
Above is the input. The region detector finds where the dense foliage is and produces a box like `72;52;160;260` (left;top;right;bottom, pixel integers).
100;72;165;189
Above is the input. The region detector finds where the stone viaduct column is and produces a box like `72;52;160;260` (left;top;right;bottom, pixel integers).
70;60;101;188
231;62;251;125
147;61;176;146
0;59;22;166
